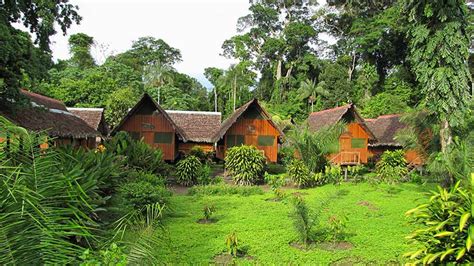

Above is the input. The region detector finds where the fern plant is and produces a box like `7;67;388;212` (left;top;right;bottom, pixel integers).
405;174;474;264
176;155;202;186
225;145;265;185
291;196;315;246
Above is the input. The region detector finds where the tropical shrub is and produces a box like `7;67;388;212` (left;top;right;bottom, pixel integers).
119;181;171;209
264;172;287;190
405;176;473;264
376;150;408;184
106;132;167;175
287;159;311;188
324;165;343;184
226;232;240;257
189;146;207;161
176;155;202;186
266;163;286;175
291;196;315;246
288;123;345;173
114;203;166;264
80;243;127;266
188;184;263;196
327;214;349;242
225;145;266;185
129;170;166;187
202;204;216;221
278;145;296;166
196;164;214;185
0;121;104;264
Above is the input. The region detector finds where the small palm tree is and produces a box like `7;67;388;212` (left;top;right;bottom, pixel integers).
143;61;174;104
298;79;329;113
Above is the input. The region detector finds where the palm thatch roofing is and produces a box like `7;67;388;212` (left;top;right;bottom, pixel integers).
67;107;109;136
0;89;100;138
110;93;188;141
212;99;284;142
307;103;376;140
365;114;407;147
166;110;221;143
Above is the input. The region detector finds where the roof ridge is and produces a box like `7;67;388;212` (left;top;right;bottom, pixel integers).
21;89;63;104
166;110;221;115
376;114;402;119
67;107;104;111
309;104;351;116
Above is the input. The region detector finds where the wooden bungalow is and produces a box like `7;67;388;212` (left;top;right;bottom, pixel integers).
307;104;376;165
166;110;221;155
0;89;100;148
365;114;423;165
111;93;187;161
213;99;283;163
67;107;109;137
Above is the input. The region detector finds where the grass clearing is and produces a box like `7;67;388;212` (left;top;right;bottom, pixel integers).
156;182;433;264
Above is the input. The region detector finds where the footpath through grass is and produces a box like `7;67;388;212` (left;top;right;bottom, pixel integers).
156;182;432;264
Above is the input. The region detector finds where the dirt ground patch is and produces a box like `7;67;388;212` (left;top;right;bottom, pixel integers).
197;218;218;224
213;253;254;265
318;241;354;251
357;201;379;211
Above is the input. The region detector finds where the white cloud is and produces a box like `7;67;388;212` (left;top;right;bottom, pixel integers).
50;0;250;87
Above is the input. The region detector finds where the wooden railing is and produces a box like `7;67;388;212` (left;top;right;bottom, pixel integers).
330;151;361;165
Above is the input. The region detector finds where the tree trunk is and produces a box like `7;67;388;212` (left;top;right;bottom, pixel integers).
348;51;356;81
276;60;282;81
214;87;218;112
233;75;237;111
440;119;453;153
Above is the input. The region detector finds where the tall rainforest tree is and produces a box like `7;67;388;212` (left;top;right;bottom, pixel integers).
0;0;81;108
403;0;471;153
68;33;96;68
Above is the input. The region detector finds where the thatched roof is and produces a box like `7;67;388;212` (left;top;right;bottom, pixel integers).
0;90;100;138
307;103;376;140
110;93;187;141
67;107;108;135
365;114;406;147
212;99;284;142
166;110;221;143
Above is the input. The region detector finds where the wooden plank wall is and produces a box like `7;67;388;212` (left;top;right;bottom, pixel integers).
331;122;370;164
223;118;280;162
119;113;177;160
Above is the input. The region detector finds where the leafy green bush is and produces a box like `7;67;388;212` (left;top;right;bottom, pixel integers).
264;172;287;190
266;163;286;175
278;145;296;166
202;204;216;221
176;155;202;186
127;170;166;187
188;184;264;196
327;214;348;242
226;232;240;257
119;181;171;209
189;146;207;161
106;132;167;175
291;196;315;246
324;165;343;184
225;145;266;185
287;159;311;188
80;243;127;266
196;164;214;185
405;176;473;264
376;150;408;184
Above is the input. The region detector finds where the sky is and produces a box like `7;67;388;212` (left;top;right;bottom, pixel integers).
50;0;251;88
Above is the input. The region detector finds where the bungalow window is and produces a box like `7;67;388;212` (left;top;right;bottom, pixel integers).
129;132;141;141
258;135;274;146
351;138;365;148
227;135;244;148
154;132;173;144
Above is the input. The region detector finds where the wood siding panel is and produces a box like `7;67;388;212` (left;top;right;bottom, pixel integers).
119;114;177;160
222;118;280;162
330;122;370;164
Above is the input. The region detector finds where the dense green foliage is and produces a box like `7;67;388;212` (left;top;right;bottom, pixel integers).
287;159;312;188
0;0;80;107
225;145;266;185
176;155;203;186
376;150;408;184
188;183;263;197
405;176;473;264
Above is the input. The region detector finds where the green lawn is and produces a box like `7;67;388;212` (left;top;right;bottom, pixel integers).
156;182;432;264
